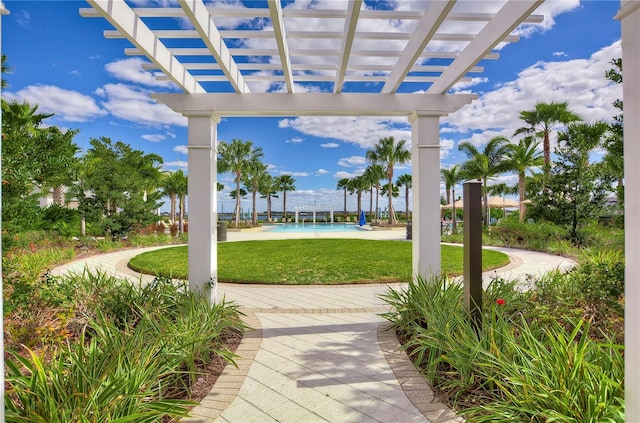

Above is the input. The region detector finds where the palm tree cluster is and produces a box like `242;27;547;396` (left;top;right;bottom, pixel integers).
336;136;412;226
443;100;621;232
217;138;296;227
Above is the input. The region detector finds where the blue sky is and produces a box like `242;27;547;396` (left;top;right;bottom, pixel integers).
2;1;622;214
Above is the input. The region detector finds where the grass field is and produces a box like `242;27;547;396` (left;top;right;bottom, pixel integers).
128;239;509;285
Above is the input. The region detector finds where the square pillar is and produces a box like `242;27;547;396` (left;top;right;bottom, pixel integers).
616;1;640;418
409;111;442;279
185;111;219;303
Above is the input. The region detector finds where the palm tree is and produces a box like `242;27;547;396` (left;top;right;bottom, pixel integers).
174;171;188;234
515;102;581;175
348;175;369;220
396;174;412;222
218;139;264;227
366;136;411;224
259;174;279;222
336;178;350;219
505;137;544;221
364;163;385;223
488;182;517;220
440;165;464;232
162;170;183;223
275;174;296;222
243;159;268;225
459;136;510;227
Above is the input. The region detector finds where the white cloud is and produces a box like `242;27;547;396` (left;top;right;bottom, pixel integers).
321;142;339;148
173;145;188;155
5;85;107;122
334;170;363;179
444;41;622;149
515;1;581;38
553;51;567;57
105;58;175;88
287;137;304;144
316;168;329;175
70;70;81;76
142;134;166;142
451;77;489;93
95;83;188;127
14;10;31;28
338;156;367;168
163;160;188;171
279;116;411;149
280;171;310;177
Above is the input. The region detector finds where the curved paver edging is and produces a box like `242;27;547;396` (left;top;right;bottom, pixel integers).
377;322;464;423
181;311;263;422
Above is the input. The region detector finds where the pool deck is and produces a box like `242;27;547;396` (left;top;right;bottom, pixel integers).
51;228;575;423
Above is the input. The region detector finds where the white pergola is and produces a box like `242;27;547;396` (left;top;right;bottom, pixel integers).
29;0;638;418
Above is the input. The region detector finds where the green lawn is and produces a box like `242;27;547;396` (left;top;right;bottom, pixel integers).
128;239;509;285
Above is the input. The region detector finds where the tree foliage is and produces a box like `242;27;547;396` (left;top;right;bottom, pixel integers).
530;122;609;242
74;137;164;237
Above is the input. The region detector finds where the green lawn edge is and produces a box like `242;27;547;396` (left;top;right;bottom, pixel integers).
128;239;509;285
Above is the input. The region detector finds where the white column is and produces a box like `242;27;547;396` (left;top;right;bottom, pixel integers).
617;1;640;418
185;111;219;304
295;208;299;223
313;208;316;223
330;209;334;222
409;112;441;279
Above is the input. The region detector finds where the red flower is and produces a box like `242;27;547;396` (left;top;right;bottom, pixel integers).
496;298;505;305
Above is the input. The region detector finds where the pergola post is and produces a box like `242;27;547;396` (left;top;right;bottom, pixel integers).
616;1;640;419
409;111;442;279
185;111;219;304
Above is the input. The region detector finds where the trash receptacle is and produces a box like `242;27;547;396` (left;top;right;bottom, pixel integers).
217;221;227;242
406;220;412;240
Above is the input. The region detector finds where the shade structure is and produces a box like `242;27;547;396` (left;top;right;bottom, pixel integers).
483;195;519;208
440;199;464;209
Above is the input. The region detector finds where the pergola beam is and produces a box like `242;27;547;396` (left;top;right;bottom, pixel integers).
334;0;361;93
85;0;204;93
178;0;250;94
268;0;294;93
152;93;477;117
382;0;455;93
427;0;543;94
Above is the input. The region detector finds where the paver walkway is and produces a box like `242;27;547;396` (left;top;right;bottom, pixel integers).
51;229;575;423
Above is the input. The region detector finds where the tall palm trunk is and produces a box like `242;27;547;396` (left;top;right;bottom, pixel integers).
234;172;241;227
252;187;258;225
387;169;394;224
53;185;65;206
267;194;272;222
179;194;185;235
518;172;526;222
282;190;287;222
405;185;410;222
343;188;347;219
375;183;380;222
369;187;373;222
452;187;457;232
170;193;177;222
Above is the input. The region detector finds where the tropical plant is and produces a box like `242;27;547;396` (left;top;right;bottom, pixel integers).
162;170;185;223
603;58;624;208
243;159;268;225
347;175;369;221
440;165;464;231
515;101;581;175
259;173;279;222
364;163;386;222
396;173;412;222
459;137;510;227
504;137;544;221
74;137;164;238
366;136;411;224
336;178;350;219
275;174;296;223
534;122;610;242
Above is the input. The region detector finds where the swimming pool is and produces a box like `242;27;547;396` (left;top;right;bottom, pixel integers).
263;223;363;232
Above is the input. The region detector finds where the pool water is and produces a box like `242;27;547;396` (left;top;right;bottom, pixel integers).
263;223;362;232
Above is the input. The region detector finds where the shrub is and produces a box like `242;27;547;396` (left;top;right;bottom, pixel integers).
381;274;624;418
5;271;246;421
38;205;80;237
572;250;625;313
